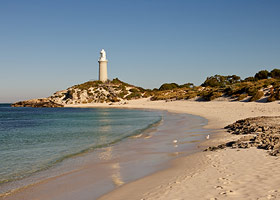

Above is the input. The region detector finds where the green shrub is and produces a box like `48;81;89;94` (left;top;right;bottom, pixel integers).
238;93;248;101
111;78;131;87
159;83;179;91
254;70;269;80
184;91;198;99
179;83;194;88
270;69;280;79
73;81;102;90
125;92;142;100
118;91;128;98
129;88;139;93
200;90;223;101
247;87;258;96
202;75;240;87
250;91;264;101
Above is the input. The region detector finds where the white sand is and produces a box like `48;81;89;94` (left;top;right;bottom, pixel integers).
66;99;280;200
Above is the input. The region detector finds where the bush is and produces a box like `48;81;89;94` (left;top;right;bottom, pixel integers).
202;75;240;87
179;83;194;88
202;75;224;87
270;69;280;79
249;91;264;102
111;78;123;85
159;83;179;91
254;70;269;80
247;87;258;96
74;81;102;90
137;87;146;93
125;92;142;100
200;90;223;101
243;77;255;82
267;95;276;102
267;88;280;102
129;88;139;93
118;91;128;98
184;91;198;99
238;93;248;101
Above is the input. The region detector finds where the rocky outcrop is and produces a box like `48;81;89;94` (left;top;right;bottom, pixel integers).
12;98;64;108
205;116;280;156
12;79;148;107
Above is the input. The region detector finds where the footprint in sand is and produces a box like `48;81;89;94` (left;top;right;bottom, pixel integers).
214;185;223;189
267;194;276;199
219;190;234;195
268;189;278;193
218;177;229;181
266;190;279;199
218;177;232;185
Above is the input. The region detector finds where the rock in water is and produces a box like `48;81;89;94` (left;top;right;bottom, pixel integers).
12;98;63;108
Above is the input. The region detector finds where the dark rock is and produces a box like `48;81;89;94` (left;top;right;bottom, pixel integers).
206;116;280;156
12;99;63;108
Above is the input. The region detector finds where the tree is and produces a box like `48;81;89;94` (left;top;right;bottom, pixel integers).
243;77;255;82
254;70;269;80
270;69;280;79
201;75;240;87
201;75;224;87
226;75;241;84
159;83;179;91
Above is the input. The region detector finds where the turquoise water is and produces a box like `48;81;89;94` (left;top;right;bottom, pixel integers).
0;104;162;185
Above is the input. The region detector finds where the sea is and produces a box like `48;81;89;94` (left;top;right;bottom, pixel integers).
0;103;209;199
0;104;162;184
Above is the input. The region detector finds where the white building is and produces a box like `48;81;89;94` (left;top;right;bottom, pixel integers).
98;49;108;82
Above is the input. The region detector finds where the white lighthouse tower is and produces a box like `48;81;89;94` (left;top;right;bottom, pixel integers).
98;49;108;82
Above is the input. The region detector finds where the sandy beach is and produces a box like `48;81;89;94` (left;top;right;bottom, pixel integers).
67;99;280;200
3;99;280;200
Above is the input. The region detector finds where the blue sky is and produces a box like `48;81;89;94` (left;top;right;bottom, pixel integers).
0;0;280;102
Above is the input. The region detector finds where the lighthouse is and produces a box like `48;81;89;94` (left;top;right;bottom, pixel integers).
98;49;108;82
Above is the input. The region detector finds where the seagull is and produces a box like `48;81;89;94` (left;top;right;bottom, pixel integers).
206;135;210;140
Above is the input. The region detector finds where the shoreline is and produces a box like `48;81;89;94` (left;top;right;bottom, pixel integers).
65;99;280;200
1;106;209;200
3;99;280;199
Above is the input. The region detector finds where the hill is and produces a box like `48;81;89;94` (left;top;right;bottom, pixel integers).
12;78;149;107
12;68;280;107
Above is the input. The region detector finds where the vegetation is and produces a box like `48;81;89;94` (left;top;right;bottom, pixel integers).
150;68;280;102
270;69;280;79
52;68;280;104
73;81;103;90
250;91;264;102
201;75;240;87
254;70;269;80
158;82;194;91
